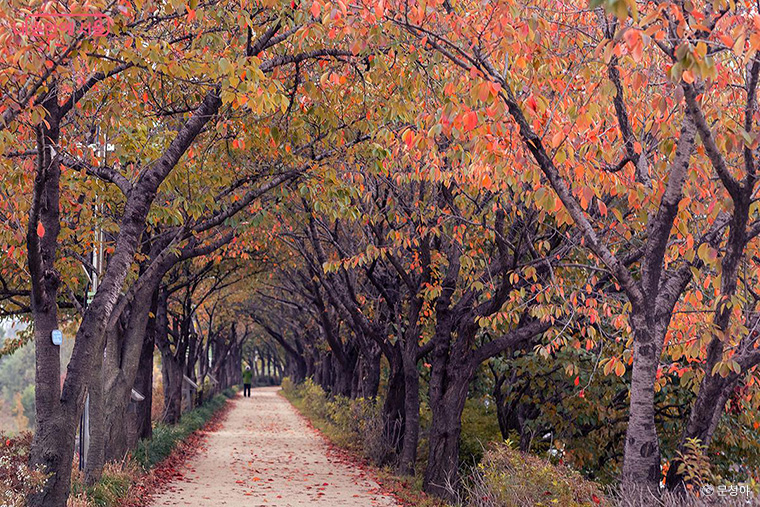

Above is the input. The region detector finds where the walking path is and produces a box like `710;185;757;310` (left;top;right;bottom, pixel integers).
150;386;399;506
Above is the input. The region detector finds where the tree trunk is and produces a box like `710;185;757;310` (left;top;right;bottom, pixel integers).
28;84;73;507
290;354;307;383
382;348;405;459
622;313;663;491
84;347;105;485
161;354;183;424
90;278;160;475
28;88;221;507
331;347;356;397
423;364;472;499
361;345;381;399
133;312;156;442
104;392;131;460
156;291;185;425
399;339;420;476
664;370;733;490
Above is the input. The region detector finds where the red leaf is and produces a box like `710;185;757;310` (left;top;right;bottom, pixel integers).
462;110;478;132
310;1;320;17
574;376;580;386
36;222;45;238
527;95;538;112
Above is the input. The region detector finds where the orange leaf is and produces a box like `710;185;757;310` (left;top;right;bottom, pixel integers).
402;128;415;149
551;130;564;148
36;222;45;238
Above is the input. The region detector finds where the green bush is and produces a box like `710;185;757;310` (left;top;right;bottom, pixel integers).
134;392;229;469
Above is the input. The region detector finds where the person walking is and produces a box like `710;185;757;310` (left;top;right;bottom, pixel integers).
242;366;253;397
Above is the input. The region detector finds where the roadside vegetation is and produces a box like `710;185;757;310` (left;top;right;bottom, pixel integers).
1;390;235;507
282;378;611;506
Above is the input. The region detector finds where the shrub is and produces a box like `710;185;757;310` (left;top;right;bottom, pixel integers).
281;378;392;466
0;432;48;507
462;442;608;507
280;376;296;394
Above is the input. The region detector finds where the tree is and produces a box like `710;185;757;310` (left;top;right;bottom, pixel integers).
1;0;394;503
378;0;760;494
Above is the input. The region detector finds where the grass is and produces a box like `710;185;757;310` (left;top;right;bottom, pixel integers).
134;388;236;469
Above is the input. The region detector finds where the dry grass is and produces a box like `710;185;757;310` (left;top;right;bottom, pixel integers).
611;485;756;507
459;443;608;507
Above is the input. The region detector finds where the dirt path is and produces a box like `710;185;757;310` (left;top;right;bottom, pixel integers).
150;386;399;507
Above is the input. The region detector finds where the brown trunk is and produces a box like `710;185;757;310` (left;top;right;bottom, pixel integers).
361;345;381;399
399;338;420;476
29;89;222;507
664;371;732;491
666;191;751;491
161;353;184;424
382;346;405;459
133;304;156;442
155;289;185;424
621;312;664;490
423;363;472;499
27;84;72;507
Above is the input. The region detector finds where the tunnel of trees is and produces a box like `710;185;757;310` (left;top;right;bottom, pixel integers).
2;0;760;505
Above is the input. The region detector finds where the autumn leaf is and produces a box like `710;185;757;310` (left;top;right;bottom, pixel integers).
36;222;45;238
310;1;320;17
462;110;478;132
402;128;415;148
526;96;538;113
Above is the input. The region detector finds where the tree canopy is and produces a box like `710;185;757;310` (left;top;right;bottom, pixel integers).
3;0;760;504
